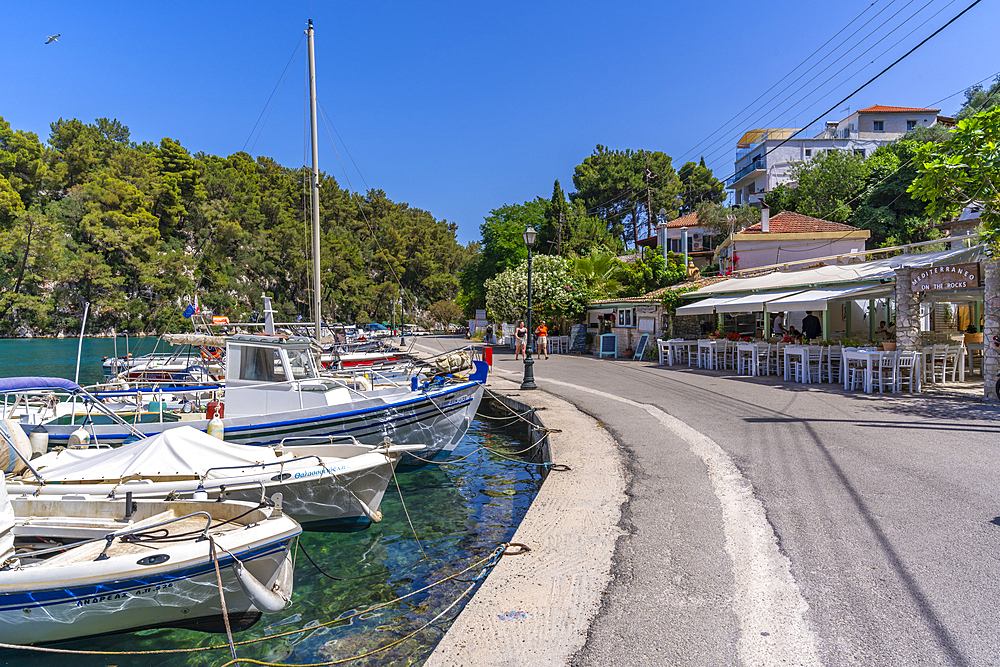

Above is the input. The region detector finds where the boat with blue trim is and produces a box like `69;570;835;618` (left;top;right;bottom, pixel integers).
0;483;300;645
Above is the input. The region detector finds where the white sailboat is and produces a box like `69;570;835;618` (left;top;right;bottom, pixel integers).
6;21;487;465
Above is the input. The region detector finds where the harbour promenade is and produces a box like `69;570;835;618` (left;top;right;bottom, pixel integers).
415;336;1000;667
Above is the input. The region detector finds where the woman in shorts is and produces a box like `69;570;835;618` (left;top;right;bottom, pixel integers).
515;321;528;360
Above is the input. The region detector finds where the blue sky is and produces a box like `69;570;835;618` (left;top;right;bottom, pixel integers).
3;0;998;244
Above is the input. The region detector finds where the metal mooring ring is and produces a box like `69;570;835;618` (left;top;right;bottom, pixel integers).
504;543;531;556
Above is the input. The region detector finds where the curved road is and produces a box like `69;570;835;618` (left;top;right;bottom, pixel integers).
416;337;1000;666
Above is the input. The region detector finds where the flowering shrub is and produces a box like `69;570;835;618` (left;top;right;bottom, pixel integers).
484;255;589;323
725;332;741;341
741;336;754;342
781;334;796;343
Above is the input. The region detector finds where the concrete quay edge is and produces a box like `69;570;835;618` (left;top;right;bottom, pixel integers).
424;373;627;667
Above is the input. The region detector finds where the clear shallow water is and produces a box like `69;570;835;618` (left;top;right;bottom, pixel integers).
0;339;543;666
0;336;165;386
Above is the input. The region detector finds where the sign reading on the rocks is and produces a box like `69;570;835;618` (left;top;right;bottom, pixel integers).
569;324;587;353
910;263;979;291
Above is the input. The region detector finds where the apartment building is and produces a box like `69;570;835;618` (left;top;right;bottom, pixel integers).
728;105;952;207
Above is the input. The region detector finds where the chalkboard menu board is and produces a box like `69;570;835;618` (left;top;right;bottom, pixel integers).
599;333;617;358
569;324;587;353
632;333;650;360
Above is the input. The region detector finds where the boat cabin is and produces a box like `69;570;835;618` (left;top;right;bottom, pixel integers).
224;335;352;416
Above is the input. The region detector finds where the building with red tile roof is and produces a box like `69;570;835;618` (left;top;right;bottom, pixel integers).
714;210;870;273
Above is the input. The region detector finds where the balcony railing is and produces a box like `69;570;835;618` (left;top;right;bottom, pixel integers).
727;158;766;186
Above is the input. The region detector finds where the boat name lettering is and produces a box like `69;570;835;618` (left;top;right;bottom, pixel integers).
76;582;174;606
294;468;326;480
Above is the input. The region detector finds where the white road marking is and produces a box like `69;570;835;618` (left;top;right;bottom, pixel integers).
495;367;822;667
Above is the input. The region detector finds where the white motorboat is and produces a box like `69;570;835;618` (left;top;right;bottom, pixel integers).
7;426;419;529
9;334;486;465
0;483;300;645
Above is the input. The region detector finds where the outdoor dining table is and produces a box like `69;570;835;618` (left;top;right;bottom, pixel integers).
842;349;881;393
697;339;720;369
967;342;984;375
736;342;759;375
782;345;811;382
665;339;699;366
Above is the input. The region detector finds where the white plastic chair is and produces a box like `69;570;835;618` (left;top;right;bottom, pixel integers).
805;346;823;383
755;344;772;376
823;346;843;383
931;344;949;383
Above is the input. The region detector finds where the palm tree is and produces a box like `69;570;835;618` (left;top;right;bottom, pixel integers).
574;248;623;299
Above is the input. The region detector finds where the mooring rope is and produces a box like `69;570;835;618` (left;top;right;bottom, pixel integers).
210;536;239;662
0;545;509;657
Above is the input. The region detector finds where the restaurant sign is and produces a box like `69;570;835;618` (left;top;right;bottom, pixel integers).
910;263;979;291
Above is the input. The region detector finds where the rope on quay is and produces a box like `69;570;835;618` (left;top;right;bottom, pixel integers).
0;544;515;659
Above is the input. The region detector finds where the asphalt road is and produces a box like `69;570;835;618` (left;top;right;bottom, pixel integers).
414;336;1000;666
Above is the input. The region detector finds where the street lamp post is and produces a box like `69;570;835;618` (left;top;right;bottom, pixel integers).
521;226;537;390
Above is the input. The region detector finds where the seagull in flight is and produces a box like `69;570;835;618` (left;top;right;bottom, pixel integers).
45;34;60;44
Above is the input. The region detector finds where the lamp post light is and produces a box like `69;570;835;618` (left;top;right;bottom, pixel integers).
521;226;538;390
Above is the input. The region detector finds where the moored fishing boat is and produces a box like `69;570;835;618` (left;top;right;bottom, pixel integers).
7;425;420;529
6;336;486;464
0;483;300;645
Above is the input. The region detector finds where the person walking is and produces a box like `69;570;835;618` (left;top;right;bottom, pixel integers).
536;320;549;359
515;321;528;360
485;323;494;345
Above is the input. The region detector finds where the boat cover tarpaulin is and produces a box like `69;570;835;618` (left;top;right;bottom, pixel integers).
163;333;228;347
0;377;81;394
31;426;293;482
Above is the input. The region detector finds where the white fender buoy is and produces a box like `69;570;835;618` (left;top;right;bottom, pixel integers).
234;549;293;614
68;426;91;448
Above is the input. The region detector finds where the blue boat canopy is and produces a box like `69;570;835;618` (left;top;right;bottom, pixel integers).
0;377;82;393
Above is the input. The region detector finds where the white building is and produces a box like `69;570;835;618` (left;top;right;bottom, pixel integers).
729;105;953;207
714;210;870;273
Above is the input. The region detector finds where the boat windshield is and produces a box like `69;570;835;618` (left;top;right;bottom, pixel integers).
233;345;288;383
286;348;317;380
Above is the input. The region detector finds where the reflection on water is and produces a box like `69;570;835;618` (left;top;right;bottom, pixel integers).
0;419;543;666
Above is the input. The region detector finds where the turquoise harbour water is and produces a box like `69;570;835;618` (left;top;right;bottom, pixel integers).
0;339;543;666
0;336;167;387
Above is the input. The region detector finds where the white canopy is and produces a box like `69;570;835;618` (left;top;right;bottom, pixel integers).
675;295;741;316
31;426;290;482
764;283;886;311
685;245;984;298
713;289;809;313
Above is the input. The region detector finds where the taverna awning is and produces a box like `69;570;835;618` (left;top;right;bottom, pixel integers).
675;295;742;316
764;283;887;311
713;289;810;313
684;245;984;298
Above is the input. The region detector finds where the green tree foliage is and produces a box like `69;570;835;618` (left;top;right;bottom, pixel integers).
429;299;463;326
572;247;623;299
0;115;471;335
617;252;686;298
763;145;939;248
909;107;1000;248
484;254;589;324
458;201;541;318
678;157;726;215
956;76;1000;120
695;201;760;240
571;145;682;248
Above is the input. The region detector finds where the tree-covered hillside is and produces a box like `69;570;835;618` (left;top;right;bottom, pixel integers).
0;116;474;335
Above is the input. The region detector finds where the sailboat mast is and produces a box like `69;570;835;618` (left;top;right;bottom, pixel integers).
307;19;322;342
